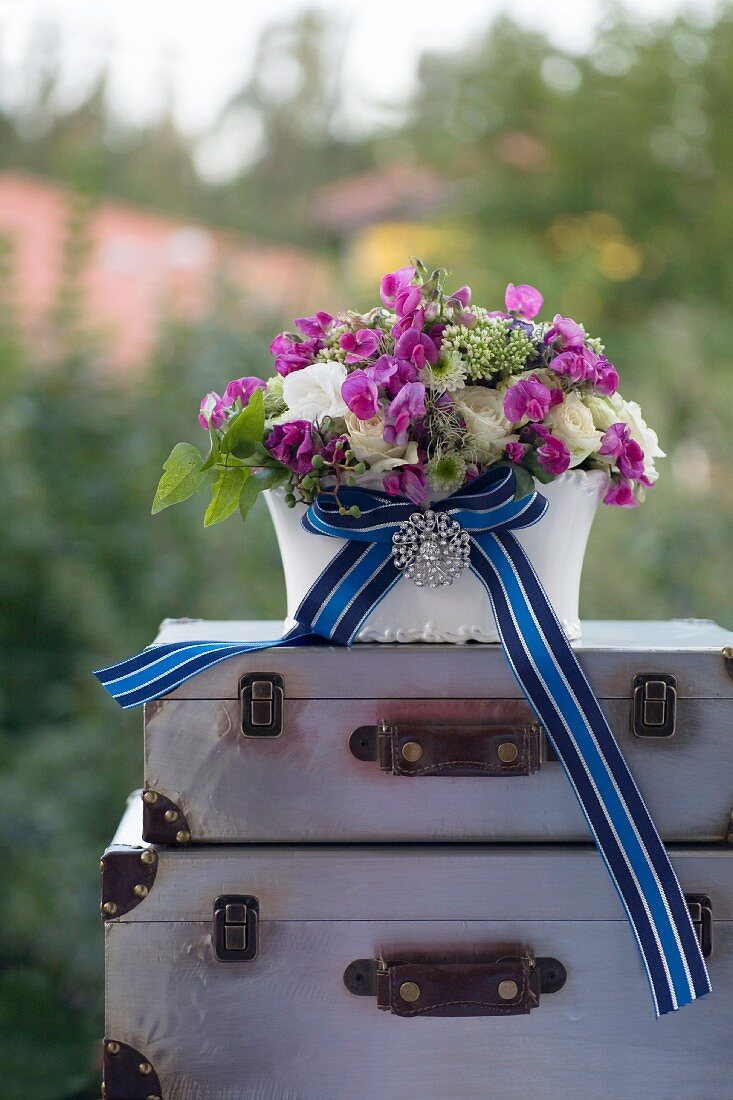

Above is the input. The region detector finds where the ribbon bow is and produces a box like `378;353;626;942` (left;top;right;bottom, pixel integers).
95;466;710;1016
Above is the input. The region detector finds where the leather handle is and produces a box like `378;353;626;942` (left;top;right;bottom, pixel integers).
350;723;541;776
376;956;543;1017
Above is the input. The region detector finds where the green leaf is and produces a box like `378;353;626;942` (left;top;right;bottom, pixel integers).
238;465;289;521
204;466;246;527
220;389;265;456
511;463;536;500
524;450;555;485
152;442;211;514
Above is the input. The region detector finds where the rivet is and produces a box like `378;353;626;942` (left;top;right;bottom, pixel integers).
102;901;118;916
723;645;733;659
142;791;158;805
497;742;519;764
176;829;191;844
164;809;179;823
101;1083;106;1098
100;860;105;872
133;884;149;898
399;981;421;1003
139;1061;153;1075
498;979;519;1001
401;741;423;763
140;849;155;865
106;1040;120;1055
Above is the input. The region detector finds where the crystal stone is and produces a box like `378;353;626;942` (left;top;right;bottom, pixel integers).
391;510;471;588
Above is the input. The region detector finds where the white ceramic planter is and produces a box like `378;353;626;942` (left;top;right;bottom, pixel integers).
265;469;608;644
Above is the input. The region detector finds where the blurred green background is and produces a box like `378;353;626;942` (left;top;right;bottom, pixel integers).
1;4;732;1096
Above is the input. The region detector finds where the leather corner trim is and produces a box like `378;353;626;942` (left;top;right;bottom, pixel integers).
101;845;158;921
141;789;191;845
103;1038;162;1098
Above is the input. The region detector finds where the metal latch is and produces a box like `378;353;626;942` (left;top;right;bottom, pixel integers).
632;674;676;738
214;895;259;960
686;894;713;959
240;673;284;737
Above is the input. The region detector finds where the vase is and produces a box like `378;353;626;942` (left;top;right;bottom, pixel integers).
265;469;608;644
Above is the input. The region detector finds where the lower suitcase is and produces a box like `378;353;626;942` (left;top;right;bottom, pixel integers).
102;797;732;1100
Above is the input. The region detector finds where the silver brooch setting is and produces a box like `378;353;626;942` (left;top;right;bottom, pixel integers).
391;510;471;588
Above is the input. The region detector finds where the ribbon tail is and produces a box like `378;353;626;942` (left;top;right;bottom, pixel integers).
470;529;711;1017
294;537;401;645
93;623;325;708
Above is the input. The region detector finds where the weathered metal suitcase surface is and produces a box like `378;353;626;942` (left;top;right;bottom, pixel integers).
143;618;733;844
103;797;733;1100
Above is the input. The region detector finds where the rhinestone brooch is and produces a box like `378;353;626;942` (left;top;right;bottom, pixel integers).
391;510;471;588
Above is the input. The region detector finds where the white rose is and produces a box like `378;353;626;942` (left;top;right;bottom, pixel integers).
345;411;419;481
544;392;603;468
280;360;348;423
582;393;617;432
611;394;665;484
456;386;516;460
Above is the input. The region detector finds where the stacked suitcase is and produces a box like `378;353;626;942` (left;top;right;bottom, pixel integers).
102;617;733;1100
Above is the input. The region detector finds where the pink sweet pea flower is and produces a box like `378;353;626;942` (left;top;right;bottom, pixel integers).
272;336;320;376
223;376;267;407
380;266;415;307
505;441;527;464
265;420;314;475
604;479;638;507
198;391;227;430
551;349;593;383
394;284;423;318
545;314;585;349
383;463;428;505
448;285;472;309
384;357;420;398
505;283;543;320
339;328;381;364
341;370;380;420
536;433;571;476
394;328;439;367
599;423;645;481
594;358;619;396
364;354;399;387
294;311;334;339
503;375;552;424
383;381;426;445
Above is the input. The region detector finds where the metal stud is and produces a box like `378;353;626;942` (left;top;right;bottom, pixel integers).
497;742;519;764
142;790;158;804
176;829;191;844
401;741;423;763
139;1062;153;1075
140;849;155;865
133;884;149;899
399;981;421;1003
102;901;118;916
163;809;179;823
498;979;519;1001
106;1040;120;1055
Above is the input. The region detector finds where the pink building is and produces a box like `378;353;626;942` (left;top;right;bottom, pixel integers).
0;170;332;367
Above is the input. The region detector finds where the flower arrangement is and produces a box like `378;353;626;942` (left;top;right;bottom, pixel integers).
152;260;664;526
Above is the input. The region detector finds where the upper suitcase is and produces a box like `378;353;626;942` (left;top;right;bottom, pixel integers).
142;618;733;845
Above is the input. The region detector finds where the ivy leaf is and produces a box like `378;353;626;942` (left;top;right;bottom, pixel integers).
204;466;246;527
239;465;289;521
220;389;265;457
152;443;212;514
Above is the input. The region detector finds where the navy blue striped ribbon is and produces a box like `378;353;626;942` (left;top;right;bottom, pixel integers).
95;466;710;1016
